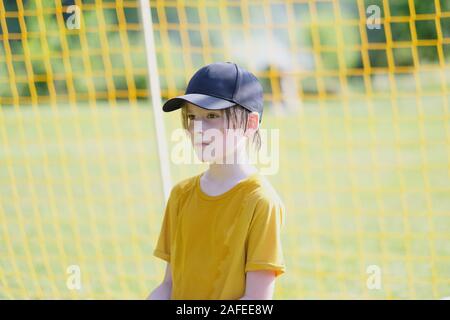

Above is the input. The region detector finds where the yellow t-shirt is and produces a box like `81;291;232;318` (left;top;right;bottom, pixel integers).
153;172;286;300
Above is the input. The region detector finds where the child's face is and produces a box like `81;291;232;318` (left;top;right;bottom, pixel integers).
185;103;247;164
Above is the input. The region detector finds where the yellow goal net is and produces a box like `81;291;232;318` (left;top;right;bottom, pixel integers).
0;0;449;299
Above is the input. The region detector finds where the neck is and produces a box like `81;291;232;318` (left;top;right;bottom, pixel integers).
206;149;257;181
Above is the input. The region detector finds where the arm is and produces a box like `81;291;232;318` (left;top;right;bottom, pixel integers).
239;270;276;300
147;263;172;300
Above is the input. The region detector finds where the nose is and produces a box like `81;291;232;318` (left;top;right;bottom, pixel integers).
189;120;204;143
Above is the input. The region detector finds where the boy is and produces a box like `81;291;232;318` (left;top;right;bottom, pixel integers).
148;62;286;300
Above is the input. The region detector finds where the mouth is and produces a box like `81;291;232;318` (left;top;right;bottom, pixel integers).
195;141;212;147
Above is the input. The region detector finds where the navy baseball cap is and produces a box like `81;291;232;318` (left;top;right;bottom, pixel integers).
162;62;264;121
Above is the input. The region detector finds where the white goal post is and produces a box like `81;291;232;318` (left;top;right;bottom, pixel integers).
138;0;172;202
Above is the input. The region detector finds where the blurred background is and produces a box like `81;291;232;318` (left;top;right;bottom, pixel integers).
0;0;449;299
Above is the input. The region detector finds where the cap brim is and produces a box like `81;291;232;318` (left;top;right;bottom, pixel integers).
162;93;236;112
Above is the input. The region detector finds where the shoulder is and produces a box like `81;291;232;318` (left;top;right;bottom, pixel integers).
245;175;284;209
168;173;199;201
242;175;285;224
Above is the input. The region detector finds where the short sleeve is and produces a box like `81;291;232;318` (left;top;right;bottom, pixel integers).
153;187;179;263
245;198;286;277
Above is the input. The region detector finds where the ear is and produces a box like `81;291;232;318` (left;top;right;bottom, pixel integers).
245;112;259;136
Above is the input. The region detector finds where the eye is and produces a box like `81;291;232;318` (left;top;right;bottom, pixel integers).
187;114;196;120
206;113;220;119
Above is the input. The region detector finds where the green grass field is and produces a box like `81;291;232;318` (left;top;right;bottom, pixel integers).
1;96;449;299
